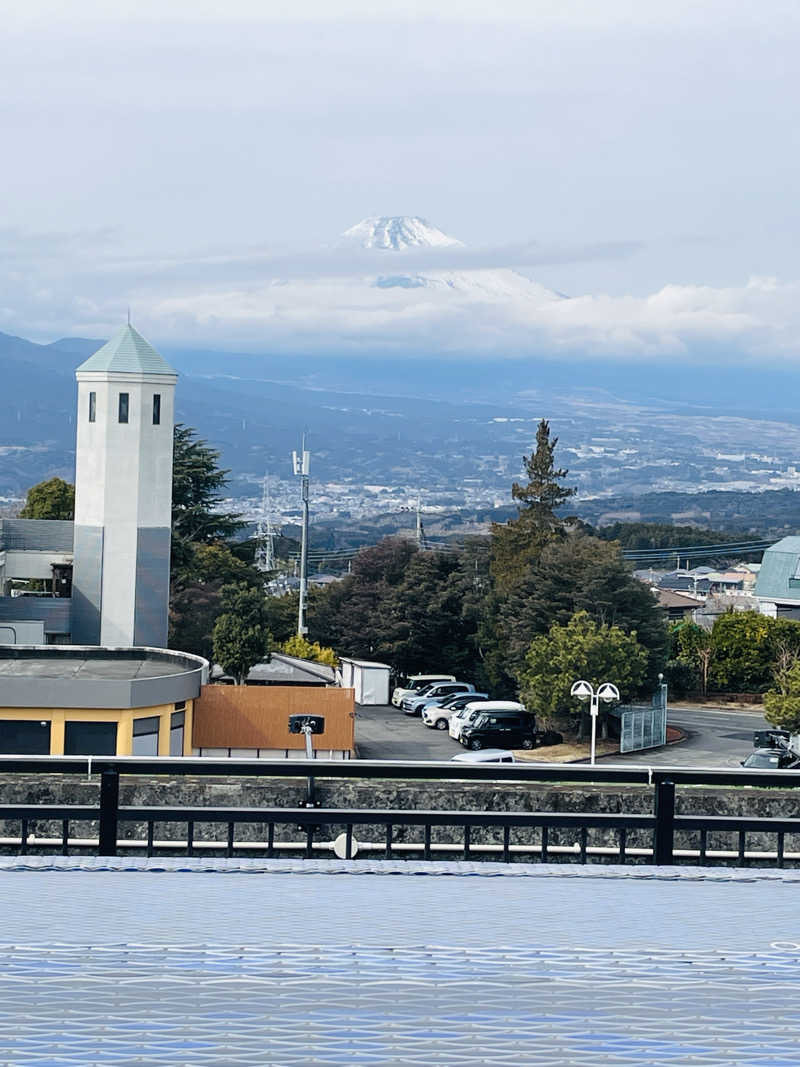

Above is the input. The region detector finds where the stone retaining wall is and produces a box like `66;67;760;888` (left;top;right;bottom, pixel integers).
2;773;800;865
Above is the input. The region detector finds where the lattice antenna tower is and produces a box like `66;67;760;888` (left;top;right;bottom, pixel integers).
255;474;278;572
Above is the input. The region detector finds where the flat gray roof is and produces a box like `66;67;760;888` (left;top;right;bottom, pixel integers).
0;652;187;681
0;859;799;1064
0;646;208;709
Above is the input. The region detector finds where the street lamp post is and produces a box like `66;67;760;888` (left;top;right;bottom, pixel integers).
570;680;621;765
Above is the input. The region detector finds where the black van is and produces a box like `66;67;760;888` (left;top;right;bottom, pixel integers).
459;710;537;750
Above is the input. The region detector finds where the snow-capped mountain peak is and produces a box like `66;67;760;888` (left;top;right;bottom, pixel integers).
342;216;463;250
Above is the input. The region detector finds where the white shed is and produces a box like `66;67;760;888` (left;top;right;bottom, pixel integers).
339;658;392;705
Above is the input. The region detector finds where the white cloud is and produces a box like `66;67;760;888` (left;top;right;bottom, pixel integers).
3;222;800;361
138;270;800;362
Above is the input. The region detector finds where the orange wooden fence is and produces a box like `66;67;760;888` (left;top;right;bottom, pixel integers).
192;685;355;752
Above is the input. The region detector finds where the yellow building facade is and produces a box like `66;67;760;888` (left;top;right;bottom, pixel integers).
0;702;194;756
0;647;207;757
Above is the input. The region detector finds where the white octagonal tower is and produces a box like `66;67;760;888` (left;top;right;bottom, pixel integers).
71;325;177;647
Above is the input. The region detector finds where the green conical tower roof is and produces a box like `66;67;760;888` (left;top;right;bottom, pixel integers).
76;324;177;376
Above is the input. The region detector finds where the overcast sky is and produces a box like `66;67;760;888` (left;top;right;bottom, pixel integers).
4;0;800;360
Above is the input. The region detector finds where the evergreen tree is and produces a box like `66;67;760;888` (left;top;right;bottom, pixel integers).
764;662;800;733
495;533;668;687
490;419;575;593
519;611;648;738
171;425;246;582
211;583;273;684
19;477;75;520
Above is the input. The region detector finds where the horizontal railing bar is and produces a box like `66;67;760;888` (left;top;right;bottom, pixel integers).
675;815;800;834
114;806;657;829
1;754;799;788
0;805;98;820
3;835;800;863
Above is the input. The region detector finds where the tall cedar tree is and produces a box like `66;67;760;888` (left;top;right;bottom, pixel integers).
490;419;575;594
171;424;246;583
168;426;260;659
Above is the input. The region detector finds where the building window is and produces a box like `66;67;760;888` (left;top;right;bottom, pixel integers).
132;715;160;756
0;720;51;755
152;394;161;425
118;392;129;423
174;700;186;711
170;710;185;756
88;392;96;423
64;721;117;756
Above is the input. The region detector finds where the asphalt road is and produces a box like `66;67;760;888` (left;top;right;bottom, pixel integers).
355;703;466;761
608;704;770;768
355;701;771;767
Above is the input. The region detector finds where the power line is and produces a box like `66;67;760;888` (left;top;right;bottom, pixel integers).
284;535;774;568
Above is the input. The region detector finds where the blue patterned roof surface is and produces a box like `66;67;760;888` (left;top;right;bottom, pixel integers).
2;858;800;1064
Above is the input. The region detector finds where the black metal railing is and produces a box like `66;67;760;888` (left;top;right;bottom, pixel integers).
1;756;800;867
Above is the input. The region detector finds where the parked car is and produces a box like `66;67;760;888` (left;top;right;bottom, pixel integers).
422;692;489;730
391;674;456;707
741;748;800;769
451;749;517;763
449;700;526;740
460;708;537;750
402;682;475;716
741;729;800;769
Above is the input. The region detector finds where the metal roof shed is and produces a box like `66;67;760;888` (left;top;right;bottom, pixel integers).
339;657;391;705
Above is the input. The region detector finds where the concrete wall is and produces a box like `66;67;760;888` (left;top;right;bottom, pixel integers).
0;597;71;637
73;371;175;647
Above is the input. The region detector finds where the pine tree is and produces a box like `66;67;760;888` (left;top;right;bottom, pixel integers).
490;419;576;593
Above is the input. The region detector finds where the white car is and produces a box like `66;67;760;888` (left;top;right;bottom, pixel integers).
449;700;526;740
391;674;455;707
403;682;475;716
450;749;517;764
422;693;489;730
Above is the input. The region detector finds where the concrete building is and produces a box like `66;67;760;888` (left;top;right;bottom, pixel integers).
754;536;800;619
72;325;177;647
0;325;177;647
0;645;207;756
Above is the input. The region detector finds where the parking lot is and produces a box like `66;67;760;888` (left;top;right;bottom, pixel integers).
354;699;768;765
355;702;466;761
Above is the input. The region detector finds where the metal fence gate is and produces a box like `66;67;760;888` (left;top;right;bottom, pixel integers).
613;684;668;754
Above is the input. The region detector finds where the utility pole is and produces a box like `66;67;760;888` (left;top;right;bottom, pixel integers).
415;498;427;550
292;439;311;635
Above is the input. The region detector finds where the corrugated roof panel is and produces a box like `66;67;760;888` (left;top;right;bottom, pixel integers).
0;519;74;552
755;538;800;600
0;596;71;633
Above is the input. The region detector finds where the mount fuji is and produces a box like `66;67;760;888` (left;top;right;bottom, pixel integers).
151;214;562;354
338;215;560;302
341;216;463;250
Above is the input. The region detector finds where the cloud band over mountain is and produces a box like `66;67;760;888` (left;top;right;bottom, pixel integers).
1;219;798;364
